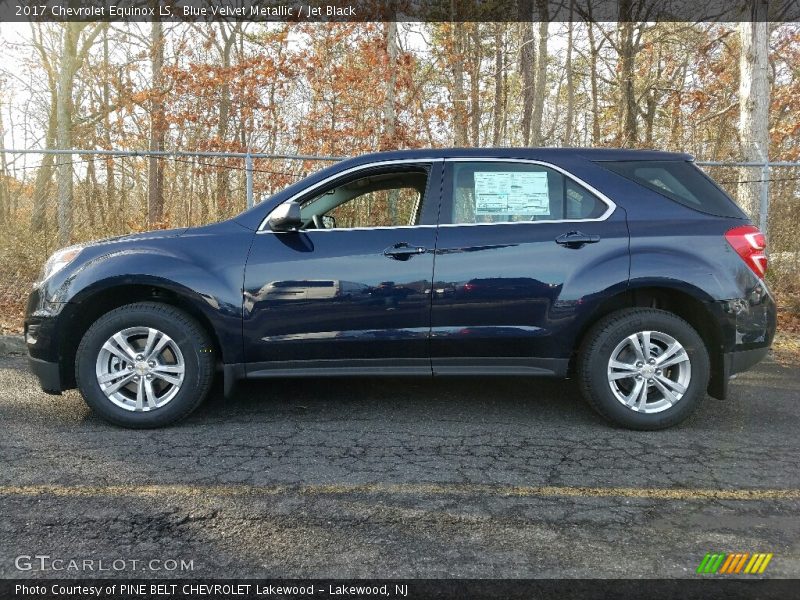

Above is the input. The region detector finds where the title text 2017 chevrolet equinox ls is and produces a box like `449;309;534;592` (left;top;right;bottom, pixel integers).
25;149;776;429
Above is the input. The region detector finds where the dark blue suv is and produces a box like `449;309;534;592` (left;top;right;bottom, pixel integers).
25;149;776;429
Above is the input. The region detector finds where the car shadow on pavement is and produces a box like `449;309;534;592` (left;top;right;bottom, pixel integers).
191;375;599;427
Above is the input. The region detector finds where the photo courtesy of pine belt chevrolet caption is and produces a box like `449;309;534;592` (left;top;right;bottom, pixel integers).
25;148;776;430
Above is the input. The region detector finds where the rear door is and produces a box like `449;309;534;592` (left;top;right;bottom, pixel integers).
430;159;630;376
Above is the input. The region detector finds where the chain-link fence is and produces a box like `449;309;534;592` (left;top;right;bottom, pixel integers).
0;149;797;291
0;149;340;240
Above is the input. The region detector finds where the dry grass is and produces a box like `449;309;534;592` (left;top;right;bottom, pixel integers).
773;293;800;366
0;225;54;335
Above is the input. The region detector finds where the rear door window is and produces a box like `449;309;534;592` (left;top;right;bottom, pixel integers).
447;162;609;224
599;160;744;218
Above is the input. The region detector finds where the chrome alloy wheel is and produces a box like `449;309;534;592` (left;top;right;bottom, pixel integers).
607;330;692;414
95;327;186;412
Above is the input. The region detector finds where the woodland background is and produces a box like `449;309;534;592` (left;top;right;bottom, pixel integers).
0;18;798;347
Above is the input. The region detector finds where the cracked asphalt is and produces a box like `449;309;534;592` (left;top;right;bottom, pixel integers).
0;354;798;579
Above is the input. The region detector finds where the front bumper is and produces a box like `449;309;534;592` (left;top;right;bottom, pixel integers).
25;284;71;393
28;356;62;394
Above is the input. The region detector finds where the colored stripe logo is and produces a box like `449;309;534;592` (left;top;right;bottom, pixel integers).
697;552;773;574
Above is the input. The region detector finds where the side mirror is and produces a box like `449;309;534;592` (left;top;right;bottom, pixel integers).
322;215;336;229
268;201;302;232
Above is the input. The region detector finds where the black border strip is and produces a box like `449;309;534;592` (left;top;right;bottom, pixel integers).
3;579;800;600
1;0;798;23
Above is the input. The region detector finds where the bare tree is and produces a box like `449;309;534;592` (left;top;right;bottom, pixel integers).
738;1;770;218
530;0;549;145
519;21;536;145
469;24;482;145
29;24;59;232
55;22;107;245
382;21;399;221
563;2;576;145
586;20;604;145
451;21;469;145
492;23;504;146
196;22;243;214
101;27;116;231
0;89;8;224
381;21;398;149
617;0;638;145
148;15;165;227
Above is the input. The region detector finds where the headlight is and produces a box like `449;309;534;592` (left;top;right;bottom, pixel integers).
42;245;84;281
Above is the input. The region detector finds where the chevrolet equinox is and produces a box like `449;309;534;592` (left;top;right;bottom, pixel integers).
25;149;776;429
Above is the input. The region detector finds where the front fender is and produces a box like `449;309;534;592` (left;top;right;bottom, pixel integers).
35;222;253;364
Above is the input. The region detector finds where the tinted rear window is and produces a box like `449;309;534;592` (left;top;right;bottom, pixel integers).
599;160;744;218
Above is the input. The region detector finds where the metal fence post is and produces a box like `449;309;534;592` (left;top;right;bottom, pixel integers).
759;162;769;235
245;152;254;209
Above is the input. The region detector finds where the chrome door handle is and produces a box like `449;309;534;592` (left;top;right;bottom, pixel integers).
555;231;600;247
384;243;427;260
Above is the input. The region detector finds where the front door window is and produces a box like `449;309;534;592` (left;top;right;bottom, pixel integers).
300;169;430;229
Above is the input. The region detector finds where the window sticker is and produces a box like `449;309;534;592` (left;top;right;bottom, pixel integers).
474;171;550;216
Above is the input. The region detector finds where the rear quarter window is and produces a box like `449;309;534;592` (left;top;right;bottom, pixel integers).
598;160;745;218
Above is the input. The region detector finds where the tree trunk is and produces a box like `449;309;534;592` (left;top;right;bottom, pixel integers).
492;24;503;146
617;0;638;145
451;20;468;145
563;2;575;146
469;24;481;146
587;23;601;145
53;22;104;243
148;16;165;227
530;0;549;146
56;24;79;246
31;92;57;232
519;22;536;145
644;90;657;146
103;30;116;231
381;21;398;150
84;156;96;228
738;4;769;220
382;21;399;222
215;24;237;215
0;103;7;224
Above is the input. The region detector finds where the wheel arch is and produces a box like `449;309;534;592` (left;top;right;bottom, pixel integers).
572;282;724;397
58;281;225;390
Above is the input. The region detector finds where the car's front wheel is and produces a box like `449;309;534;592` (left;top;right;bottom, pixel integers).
578;308;710;430
75;302;214;428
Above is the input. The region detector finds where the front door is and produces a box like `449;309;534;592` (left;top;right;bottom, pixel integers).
243;161;441;376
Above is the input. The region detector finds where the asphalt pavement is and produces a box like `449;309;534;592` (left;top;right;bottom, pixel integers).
0;353;798;579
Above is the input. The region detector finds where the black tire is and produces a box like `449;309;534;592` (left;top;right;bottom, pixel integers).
577;308;710;430
75;302;215;428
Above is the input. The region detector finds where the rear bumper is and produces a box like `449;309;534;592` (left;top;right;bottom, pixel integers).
28;356;63;395
706;282;775;400
728;346;770;375
708;345;771;401
707;345;771;401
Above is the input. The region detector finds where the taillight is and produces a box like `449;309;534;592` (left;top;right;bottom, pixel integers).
725;225;767;278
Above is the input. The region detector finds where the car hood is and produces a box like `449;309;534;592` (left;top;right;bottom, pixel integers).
85;227;189;247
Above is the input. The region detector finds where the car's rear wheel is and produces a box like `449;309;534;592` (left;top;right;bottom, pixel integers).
578;308;710;430
76;302;214;428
